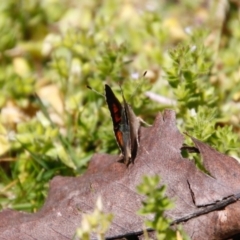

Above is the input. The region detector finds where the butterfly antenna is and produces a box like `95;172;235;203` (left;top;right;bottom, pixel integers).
117;70;148;102
117;81;127;103
130;71;148;99
87;85;105;97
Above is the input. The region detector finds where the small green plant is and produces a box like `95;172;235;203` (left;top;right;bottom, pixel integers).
137;175;188;240
164;29;240;159
74;197;113;240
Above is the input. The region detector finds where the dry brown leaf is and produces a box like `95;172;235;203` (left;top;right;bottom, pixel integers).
0;110;240;239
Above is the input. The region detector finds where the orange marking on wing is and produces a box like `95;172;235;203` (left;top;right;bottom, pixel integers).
115;130;124;150
111;103;122;123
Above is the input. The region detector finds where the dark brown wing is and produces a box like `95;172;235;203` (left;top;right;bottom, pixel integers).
105;84;124;154
123;101;140;165
120;88;140;165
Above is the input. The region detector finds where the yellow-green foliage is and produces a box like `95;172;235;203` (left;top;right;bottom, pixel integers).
74;197;113;240
0;0;239;219
137;175;189;240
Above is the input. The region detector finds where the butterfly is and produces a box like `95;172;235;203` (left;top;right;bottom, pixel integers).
105;84;140;166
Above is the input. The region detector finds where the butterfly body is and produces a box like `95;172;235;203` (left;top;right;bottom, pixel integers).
105;84;140;166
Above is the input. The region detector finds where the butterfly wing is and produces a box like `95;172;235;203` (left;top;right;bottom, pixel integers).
105;84;140;166
123;101;140;164
105;84;124;154
119;104;132;165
